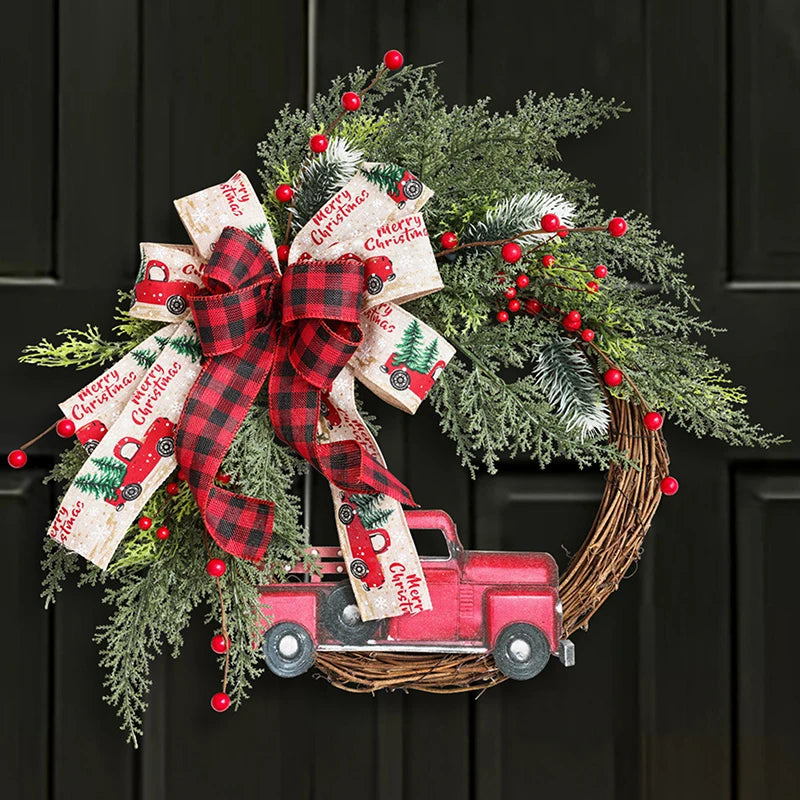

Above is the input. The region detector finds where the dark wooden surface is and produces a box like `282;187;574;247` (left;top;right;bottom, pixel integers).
3;1;798;798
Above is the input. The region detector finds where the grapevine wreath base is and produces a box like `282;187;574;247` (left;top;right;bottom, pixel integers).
315;396;668;693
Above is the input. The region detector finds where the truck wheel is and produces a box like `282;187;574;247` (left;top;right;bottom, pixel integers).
366;274;384;295
402;178;423;200
156;436;175;457
320;399;330;417
322;584;379;645
121;483;142;502
84;440;99;454
338;503;355;525
263;622;315;678
349;558;369;579
166;295;187;315
492;623;551;680
389;370;411;391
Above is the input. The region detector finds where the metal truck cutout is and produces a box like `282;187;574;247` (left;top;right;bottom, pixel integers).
387;169;423;208
259;509;574;681
337;494;392;589
104;417;176;509
363;255;396;295
134;259;196;316
319;394;342;429
75;419;109;454
381;354;447;399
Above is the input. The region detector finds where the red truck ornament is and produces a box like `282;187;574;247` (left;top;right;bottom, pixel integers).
134;259;196;316
380;355;447;400
104;417;176;509
259;509;574;681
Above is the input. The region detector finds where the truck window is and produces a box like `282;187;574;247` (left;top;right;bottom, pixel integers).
410;530;450;558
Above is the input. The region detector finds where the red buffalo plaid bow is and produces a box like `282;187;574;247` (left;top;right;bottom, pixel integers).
176;226;415;562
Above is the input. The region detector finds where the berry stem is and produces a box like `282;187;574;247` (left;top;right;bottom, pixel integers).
282;65;389;248
203;533;230;693
19;421;59;451
434;225;607;258
587;341;650;411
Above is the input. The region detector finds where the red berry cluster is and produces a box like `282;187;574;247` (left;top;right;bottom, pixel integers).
306;50;404;156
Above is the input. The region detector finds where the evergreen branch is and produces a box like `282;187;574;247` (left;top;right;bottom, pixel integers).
20;325;130;370
292;138;364;228
533;338;609;441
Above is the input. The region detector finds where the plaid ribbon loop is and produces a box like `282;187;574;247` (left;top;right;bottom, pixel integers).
177;226;415;562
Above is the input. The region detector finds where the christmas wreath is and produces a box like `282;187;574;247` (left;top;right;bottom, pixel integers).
13;51;779;743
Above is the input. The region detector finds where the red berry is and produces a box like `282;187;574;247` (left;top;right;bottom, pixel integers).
156;526;170;540
210;692;231;713
383;49;404;70
496;310;509;323
644;412;663;431
56;419;75;438
211;635;229;654
508;299;521;313
604;368;623;387
504;286;517;300
309;134;328;153
341;91;361;111
440;231;458;249
594;264;608;279
138;517;152;531
515;274;530;289
7;449;26;469
207;558;226;578
557;227;569;239
525;298;542;315
567;310;581;323
541;213;561;233
542;254;555;268
660;476;679;496
277;244;290;263
562;317;581;332
166;482;180;496
581;329;595;342
177;469;188;482
216;471;231;484
274;184;293;203
587;281;599;293
496;270;506;283
608;217;628;237
501;242;522;264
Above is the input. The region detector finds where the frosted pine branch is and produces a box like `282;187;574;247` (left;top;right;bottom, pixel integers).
533;339;609;441
292;138;364;229
468;191;576;246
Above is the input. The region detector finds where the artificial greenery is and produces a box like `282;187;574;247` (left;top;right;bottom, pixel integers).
23;59;781;743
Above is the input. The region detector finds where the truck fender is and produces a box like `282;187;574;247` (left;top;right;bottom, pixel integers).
258;588;320;644
484;589;560;653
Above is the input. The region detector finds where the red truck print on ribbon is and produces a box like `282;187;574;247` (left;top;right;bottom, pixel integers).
337;494;392;590
387;169;423;208
134;259;196;316
259;509;575;681
361;164;423;210
319;394;342;429
104;417;176;509
381;355;447;400
75;420;109;454
363;255;396;296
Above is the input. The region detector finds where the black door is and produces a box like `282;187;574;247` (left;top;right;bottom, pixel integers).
4;2;797;798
